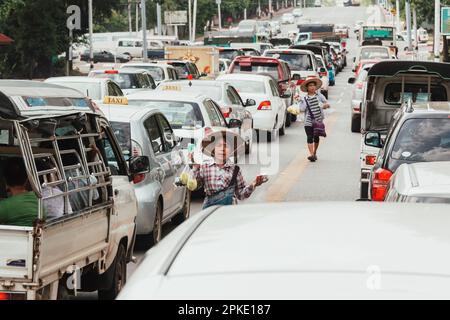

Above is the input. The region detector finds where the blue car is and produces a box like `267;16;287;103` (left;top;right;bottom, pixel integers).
328;65;336;86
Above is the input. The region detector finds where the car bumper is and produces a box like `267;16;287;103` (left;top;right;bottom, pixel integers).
252;112;277;131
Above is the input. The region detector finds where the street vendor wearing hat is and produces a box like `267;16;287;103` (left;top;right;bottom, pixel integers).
189;129;267;209
298;76;330;162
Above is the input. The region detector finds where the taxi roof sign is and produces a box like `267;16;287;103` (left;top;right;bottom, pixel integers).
103;96;128;105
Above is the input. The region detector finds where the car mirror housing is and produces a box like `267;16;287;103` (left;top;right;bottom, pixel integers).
130;156;150;176
364;131;383;148
228;119;242;128
245;99;256;107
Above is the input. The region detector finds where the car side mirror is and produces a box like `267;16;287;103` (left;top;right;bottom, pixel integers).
228;119;242;128
245;99;256;107
130;156;150;175
364;131;383;148
348;77;356;84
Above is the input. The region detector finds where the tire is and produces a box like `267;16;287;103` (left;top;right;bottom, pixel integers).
150;201;163;246
351;114;361;133
172;190;191;225
98;244;127;300
279;117;286;136
291;114;297;123
285;110;292;128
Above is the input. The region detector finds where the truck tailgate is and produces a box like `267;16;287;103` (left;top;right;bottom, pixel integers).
0;226;33;280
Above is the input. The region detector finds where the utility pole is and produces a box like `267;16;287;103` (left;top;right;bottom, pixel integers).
413;4;417;57
244;8;247;20
405;0;412;52
141;0;148;62
88;0;93;71
395;0;400;32
434;0;441;61
136;2;139;37
188;0;192;42
157;3;162;36
217;0;222;30
192;0;197;42
258;0;261;18
128;1;132;34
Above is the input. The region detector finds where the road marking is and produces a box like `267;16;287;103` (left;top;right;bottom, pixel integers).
265;112;339;202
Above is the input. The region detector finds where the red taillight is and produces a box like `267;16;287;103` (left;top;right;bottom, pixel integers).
258;101;272;110
221;107;232;118
0;292;10;300
187;74;193;80
133;174;146;184
365;155;377;166
105;70;118;74
371;168;393;201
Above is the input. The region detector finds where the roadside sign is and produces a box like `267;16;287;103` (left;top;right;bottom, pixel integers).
441;7;450;35
216;0;221;4
164;11;188;25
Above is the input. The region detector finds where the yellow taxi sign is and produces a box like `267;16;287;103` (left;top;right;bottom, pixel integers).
103;96;128;105
161;84;182;91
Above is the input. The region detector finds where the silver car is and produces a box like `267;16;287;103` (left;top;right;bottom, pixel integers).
105;104;191;246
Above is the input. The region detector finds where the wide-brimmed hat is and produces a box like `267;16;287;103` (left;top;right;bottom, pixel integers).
300;76;323;93
201;130;245;158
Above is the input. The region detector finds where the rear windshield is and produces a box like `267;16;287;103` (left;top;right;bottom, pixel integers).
225;80;266;94
315;57;324;68
23;96;90;108
169;63;190;79
110;122;131;161
384;83;447;105
265;52;313;71
93;73;146;89
391;118;450;162
127;66;165;81
220;50;242;61
231;62;280;80
128;100;204;129
360;47;389;59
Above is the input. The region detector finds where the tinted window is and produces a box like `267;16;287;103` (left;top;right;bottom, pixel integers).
108;82;123;96
384;83;447;105
227;86;243;105
156;114;176;151
110;122;131;161
232;62;280;81
225;80;266;94
94;73;142;90
391;118;450;162
360;47;389;59
204;100;226;127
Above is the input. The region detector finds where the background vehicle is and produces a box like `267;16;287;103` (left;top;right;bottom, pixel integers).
281;13;295;25
80;50;131;63
156;60;203;80
348;63;374;132
88;69;156;95
104;105;190;245
218;48;245;61
353;46;393;71
44;76;125;105
118;202;450;299
294;32;312;45
366;102;450;201
314;54;330;98
360;25;396;50
164;46;220;78
292;9;303;17
269;21;281;35
217;73;287;141
0;80;143;300
156;80;254;154
334;24;350;38
385;162;450;204
359;61;450;199
122;62;179;86
238;19;258;33
297;24;334;40
229;42;274;55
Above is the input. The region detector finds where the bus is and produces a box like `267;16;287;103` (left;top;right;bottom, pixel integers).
360;25;396;48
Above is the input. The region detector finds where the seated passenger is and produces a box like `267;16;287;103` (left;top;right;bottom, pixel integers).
0;158;44;226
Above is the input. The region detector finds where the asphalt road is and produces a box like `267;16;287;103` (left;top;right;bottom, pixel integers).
75;4;377;300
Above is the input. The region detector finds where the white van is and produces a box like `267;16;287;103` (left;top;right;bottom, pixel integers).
116;38;165;59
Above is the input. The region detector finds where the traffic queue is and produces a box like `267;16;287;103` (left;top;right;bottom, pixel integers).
0;17;350;300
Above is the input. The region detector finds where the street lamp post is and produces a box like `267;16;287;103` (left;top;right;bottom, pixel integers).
434;0;441;61
217;0;222;30
141;0;148;62
405;0;412;52
88;0;93;70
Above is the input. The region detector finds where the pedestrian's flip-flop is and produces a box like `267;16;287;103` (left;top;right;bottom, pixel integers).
307;156;316;162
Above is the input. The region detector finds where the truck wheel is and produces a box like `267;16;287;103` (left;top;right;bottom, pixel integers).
285;111;292;127
172;190;191;226
98;244;127;300
351;114;361;133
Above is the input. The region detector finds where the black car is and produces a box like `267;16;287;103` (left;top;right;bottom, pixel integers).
80;50;131;63
364;102;450;201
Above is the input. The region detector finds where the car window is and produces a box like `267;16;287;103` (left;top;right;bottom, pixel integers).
156;114;176;151
269;80;279;97
144;115;164;155
384;83;447;105
100;128;127;176
232;62;280;81
391;118;450;162
227;86;243;105
107;81;123;96
204;100;226;127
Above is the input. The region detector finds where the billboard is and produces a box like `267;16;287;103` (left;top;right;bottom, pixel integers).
442;7;450;35
164;11;188;25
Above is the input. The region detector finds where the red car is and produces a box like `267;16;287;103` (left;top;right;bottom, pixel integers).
228;56;295;125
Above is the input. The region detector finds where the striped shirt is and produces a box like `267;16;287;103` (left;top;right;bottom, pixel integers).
299;93;327;127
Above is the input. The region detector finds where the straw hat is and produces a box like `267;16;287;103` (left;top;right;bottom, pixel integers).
300;76;323;93
201;130;245;158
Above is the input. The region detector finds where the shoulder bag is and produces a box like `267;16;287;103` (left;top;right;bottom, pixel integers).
304;97;327;137
202;166;240;209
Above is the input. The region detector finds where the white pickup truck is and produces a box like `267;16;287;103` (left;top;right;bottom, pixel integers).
0;81;147;300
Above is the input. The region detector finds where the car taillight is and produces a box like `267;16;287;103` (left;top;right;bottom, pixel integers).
365;155;377;166
131;140;143;157
0;292;11;300
258;101;272;110
133;174;146;184
221;107;232;118
371;168;393;201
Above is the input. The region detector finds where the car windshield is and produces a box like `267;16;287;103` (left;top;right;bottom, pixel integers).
49;82;102;100
265;52;313;71
224;80;266;94
360;48;389;59
127;66;165;81
93;73;141;90
110;122;131;161
128;100;204;129
232;63;280;80
391;118;450;162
